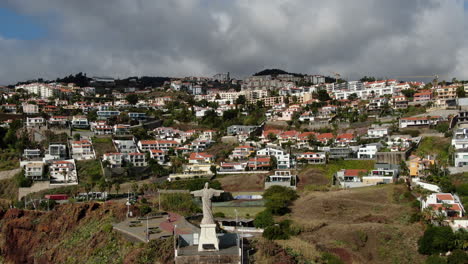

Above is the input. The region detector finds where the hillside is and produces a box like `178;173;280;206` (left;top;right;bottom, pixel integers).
268;184;426;264
0;202;174;264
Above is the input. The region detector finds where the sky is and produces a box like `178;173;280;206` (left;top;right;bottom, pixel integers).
0;0;467;85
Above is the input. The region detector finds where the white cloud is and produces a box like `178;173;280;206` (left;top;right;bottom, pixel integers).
0;0;467;84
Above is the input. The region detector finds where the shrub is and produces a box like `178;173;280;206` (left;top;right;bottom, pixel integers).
161;193;200;216
15;173;32;188
447;249;467;264
254;210;274;228
405;129;421;137
418;226;455;255
263;186;298;215
102;223;113;233
139;205;152;215
263;225;289;240
425;255;446;264
321;252;344;264
213;212;225;218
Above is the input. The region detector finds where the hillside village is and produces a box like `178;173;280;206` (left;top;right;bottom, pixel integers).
0;70;467;263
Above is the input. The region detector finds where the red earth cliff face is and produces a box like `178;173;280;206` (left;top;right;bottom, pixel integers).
0;203;128;264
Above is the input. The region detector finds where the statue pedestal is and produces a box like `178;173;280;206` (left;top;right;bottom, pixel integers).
198;224;219;251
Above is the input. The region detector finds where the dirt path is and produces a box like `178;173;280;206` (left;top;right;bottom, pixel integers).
0;168;20;180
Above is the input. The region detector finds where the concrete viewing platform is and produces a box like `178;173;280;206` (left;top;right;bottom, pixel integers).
113;212;200;242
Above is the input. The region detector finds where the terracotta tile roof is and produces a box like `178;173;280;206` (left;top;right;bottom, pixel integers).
344;169;367;177
436;194;454;201
429;204;462;211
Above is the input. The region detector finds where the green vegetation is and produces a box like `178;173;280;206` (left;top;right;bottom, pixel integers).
418;226;467;255
305;159;375;180
0;151;19;171
76;160;103;184
160;193;200;216
158;178;222;191
212;206;264;218
15;172;32;187
401;105;427;117
417;137;451;164
0;178;18;200
253;210;274;228
263;185;298;215
91;136;115;157
135;237;174;264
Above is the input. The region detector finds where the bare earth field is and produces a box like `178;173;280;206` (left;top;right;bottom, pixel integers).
218;173;266;192
280;185;426;264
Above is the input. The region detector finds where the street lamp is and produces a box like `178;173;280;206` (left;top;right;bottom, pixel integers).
126;190;131;218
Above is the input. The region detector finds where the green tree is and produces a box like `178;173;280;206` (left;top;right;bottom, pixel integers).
73;133;81;141
424;255;446;264
263;185;298;215
253;210;275;228
418;226;455;255
317;89;331;101
269;155;277;170
126;94;139;105
456;86;466;98
447;249;467;264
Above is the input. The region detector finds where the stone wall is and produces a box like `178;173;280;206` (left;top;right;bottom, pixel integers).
175;254;240;264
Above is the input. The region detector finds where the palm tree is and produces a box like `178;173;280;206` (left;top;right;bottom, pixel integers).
114;182;121;195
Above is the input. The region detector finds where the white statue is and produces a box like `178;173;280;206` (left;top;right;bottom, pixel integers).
191;182;224;225
190;182;224;251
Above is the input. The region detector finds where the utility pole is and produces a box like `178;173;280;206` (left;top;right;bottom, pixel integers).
146;215;149;242
158;189;161;211
126;190;130;218
235;209;238;231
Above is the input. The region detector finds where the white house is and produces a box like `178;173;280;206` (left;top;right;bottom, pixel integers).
357;144;381;159
22;103;39;114
362;168;398;185
71;139;95;160
399;116;441;128
26;117;45;127
49;116;69;126
71;116;89;128
230;145;255;160
49;160;78;185
296;152;326;164
264;171;297;190
367;127;389;138
189;152;214;164
44;144;67;161
126;152;147;167
454;150;468;167
150;149;165;164
114;139;138;153
421;193;465;218
23;149;41;160
102;153;124;168
190;139;214;152
257;147;291;169
138;140;179;152
22;162;44;180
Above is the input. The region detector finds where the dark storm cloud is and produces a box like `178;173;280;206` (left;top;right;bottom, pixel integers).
0;0;466;84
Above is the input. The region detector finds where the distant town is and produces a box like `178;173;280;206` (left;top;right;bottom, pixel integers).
0;69;467;263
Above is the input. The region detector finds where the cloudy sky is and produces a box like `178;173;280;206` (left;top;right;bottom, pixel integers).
0;0;467;84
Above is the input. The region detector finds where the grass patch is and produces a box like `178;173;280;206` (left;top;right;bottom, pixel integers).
304;159;376;180
0;151;19;171
0;178;18;200
91;136;115;157
416;137;450;164
212;206;265;218
76;160;103;184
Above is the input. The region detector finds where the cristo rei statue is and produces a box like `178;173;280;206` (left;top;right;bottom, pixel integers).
190;182;224;251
